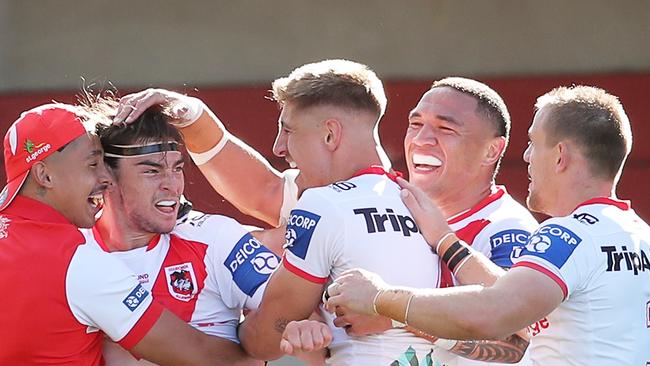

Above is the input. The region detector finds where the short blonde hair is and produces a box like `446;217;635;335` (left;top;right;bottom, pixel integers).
271;59;386;120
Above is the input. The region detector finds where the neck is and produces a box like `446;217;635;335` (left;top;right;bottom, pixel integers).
332;135;387;182
95;207;156;252
434;180;494;219
549;175;615;217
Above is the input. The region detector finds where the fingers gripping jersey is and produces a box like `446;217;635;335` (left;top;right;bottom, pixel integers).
0;196;162;366
512;198;650;365
434;186;537;366
283;172;441;366
94;211;279;366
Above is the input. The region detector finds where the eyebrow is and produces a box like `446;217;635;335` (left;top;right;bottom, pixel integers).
88;149;103;158
408;111;463;126
135;156;185;169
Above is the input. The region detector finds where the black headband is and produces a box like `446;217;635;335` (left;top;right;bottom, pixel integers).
103;142;179;158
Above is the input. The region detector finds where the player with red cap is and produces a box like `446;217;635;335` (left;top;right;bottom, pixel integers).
0;103;253;365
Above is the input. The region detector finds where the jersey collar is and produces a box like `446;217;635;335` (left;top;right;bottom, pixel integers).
2;195;74;225
91;225;162;253
350;165;403;183
447;185;507;224
574;197;631;211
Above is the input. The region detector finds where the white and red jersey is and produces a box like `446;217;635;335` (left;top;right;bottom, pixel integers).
0;196;163;365
447;185;538;269
94;210;279;366
512;197;650;365
434;186;537;366
283;167;441;366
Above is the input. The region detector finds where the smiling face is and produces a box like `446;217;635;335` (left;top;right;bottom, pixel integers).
46;134;111;228
404;87;502;204
106;151;185;235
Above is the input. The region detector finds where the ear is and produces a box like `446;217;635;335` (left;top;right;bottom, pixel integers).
30;161;55;189
323;118;343;152
483;136;507;166
555;142;569;173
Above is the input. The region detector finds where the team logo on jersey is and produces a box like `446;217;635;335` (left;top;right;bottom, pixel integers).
0;216;10;239
164;262;198;302
518;224;582;268
225;233;277;296
122;284;149;312
285;209;321;260
573;212;599;225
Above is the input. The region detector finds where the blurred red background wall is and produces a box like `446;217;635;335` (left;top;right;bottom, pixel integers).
1;73;648;227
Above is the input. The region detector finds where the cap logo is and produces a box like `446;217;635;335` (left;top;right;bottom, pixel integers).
8;125;17;156
24;139;51;163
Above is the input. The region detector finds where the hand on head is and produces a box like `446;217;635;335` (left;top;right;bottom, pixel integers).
113;88;203;127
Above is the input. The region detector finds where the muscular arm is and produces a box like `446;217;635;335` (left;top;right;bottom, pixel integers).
329;266;562;341
182;111;285;226
450;334;528;363
239;265;325;361
132;309;263;365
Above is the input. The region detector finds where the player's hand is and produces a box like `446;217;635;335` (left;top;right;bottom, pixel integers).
280;320;332;355
113;88;204;127
333;311;391;336
325;268;387;316
397;176;452;252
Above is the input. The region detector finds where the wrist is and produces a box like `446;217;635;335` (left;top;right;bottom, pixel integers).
375;288;414;326
170;96;204;128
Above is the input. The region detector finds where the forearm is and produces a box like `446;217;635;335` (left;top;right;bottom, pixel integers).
375;286;522;340
450;333;528;363
183;110;284;225
437;233;505;286
239;310;287;361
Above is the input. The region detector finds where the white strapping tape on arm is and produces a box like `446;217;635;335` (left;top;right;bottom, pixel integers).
279;169;300;226
188;131;230;165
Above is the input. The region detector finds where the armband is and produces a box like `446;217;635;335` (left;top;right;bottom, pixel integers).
188;132;230;165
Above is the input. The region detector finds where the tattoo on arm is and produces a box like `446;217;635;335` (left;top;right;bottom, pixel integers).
274;318;289;334
450;334;529;363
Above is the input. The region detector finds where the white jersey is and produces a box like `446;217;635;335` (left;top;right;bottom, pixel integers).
91;211;279;366
435;186;537;366
512;198;650;365
283;168;441;366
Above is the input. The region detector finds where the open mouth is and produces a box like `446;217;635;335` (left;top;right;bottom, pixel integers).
88;192;104;209
412;153;442;172
155;200;178;214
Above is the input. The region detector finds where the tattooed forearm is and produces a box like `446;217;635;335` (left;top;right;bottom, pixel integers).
450;334;529;363
273;318;289;334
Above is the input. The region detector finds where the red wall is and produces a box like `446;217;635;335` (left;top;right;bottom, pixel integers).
1;73;648;226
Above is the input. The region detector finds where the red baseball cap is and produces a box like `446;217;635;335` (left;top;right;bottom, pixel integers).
0;104;90;211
